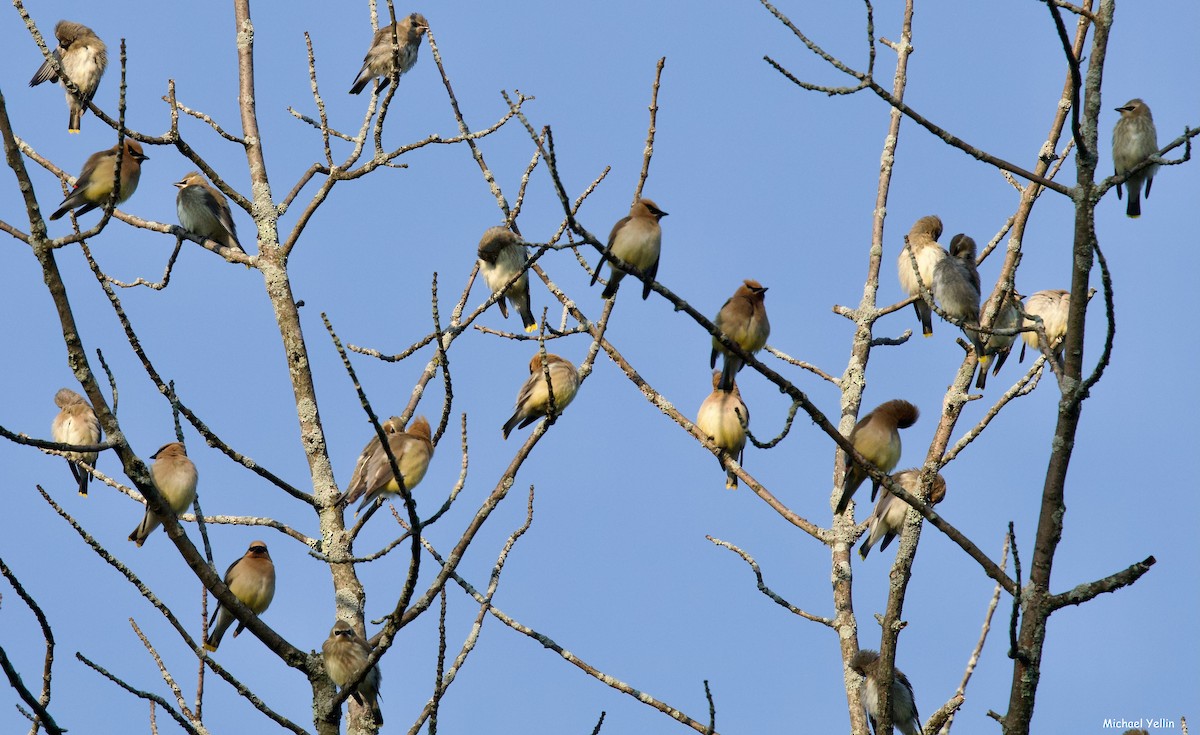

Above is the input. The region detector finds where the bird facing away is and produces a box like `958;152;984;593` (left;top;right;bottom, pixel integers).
342;416;434;514
1112;98;1159;218
975;293;1021;390
858;469;947;560
695;371;750;490
323;620;384;725
175;172;244;253
29;20;107;133
591;198;668;300
502;353;580;439
710;279;770;392
349;13;429;95
849;649;922;735
50;387;101;497
897;215;947;337
1019;289;1071;362
477;226;536;332
835;399;919;515
205;541;276;652
128;442;198;547
932;233;983;360
50;139;149;221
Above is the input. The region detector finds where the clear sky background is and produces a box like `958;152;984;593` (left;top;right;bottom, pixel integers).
1;1;1197;733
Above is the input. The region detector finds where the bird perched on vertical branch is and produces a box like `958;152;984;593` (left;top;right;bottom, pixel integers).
710;279;770;392
858;469;947;560
349;13;429;95
502;353;580;439
50;388;101;497
50;140;149;221
1019;289;1071;363
932;233;983;361
835;399;919;515
477;226;536;332
975;292;1021;390
342;416;434;514
128;442;198;547
695;371;749;489
323;620;384;725
175;172;244;253
29;20;107;133
205;541;276;652
849;649;923;735
896;215;946;337
591;198;668;300
1112;98;1159;218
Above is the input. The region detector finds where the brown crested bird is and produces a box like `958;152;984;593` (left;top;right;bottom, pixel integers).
502;353;580;439
975;293;1021;390
1019;289;1071;362
897;215;947;337
342;416;434;514
29;20;107;133
932;233;984;360
477;226;536;332
710;279;770;392
695;371;750;490
349;13;428;95
849;649;922;735
323;620;384;724
591;198;668;300
858;469;947;560
205;541;276;652
50;387;101;497
50;140;149;221
128;442;198;547
1112;98;1159;218
835;399;919;515
175;172;244;253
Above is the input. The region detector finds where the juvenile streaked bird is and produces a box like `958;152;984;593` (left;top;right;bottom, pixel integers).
29;20;107;133
849;649;923;735
502;353;580;439
897;215;947;337
1112;98;1159;218
323;620;384;725
50;387;101;497
204;541;276;652
477;226;536;332
175;172;244;253
1019;289;1071;362
835;399;919;515
591;198;668;300
932;233;983;361
710;279;770;392
342;416;434;514
695;371;749;490
975;293;1021;390
50;140;149;221
349;13;429;95
128;442;198;547
858;469;947;560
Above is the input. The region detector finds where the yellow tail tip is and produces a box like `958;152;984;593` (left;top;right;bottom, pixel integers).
922;332;933;338
978;354;991;365
68;129;80;134
203;643;218;652
524;325;537;333
78;491;88;497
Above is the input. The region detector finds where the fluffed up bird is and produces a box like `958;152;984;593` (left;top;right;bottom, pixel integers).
897;215;946;337
858;469;947;560
342;416;434;514
323;620;384;725
349;13;428;95
129;442;198;547
1112;98;1159;218
835;399;919;515
695;371;749;490
591;198;668;300
205;541;276;652
975;293;1020;390
175;172;244;253
29;20;107;133
477;226;536;332
50;139;149;221
51;387;101;497
932;233;983;360
1019;289;1071;362
502;353;580;439
849;649;922;735
710;279;770;392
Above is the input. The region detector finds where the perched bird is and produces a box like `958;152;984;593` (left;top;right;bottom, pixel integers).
1019;289;1071;362
349;13;429;95
128;442;198;547
849;649;922;735
835;399;919;515
695;371;750;490
975;293;1021;390
175;172;244;253
28;20;107;133
1112;98;1159;218
932;233;983;360
591;198;668;300
50;139;149;221
502;353;580;439
858;469;947;560
323;620;384;725
205;541;276;652
477;226;536;332
710;279;770;392
896;215;947;337
50;387;101;497
342;416;434;514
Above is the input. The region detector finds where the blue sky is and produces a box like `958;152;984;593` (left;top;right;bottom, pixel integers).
1;1;1197;733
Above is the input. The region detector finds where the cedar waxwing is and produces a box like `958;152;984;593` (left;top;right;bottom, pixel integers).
204;541;276;652
975;293;1021;390
590;198;668;300
849;649;922;735
897;215;947;337
695;371;749;490
710;279;770;392
323;620;384;725
1019;289;1071;362
502;353;580;439
835;399;919;515
128;442;198;547
477;226;536;332
50;387;101;497
50;140;149;221
1112;98;1159;218
342;416;434;514
28;20;107;133
175;172;244;253
932;233;984;360
349;13;428;95
858;469;947;560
